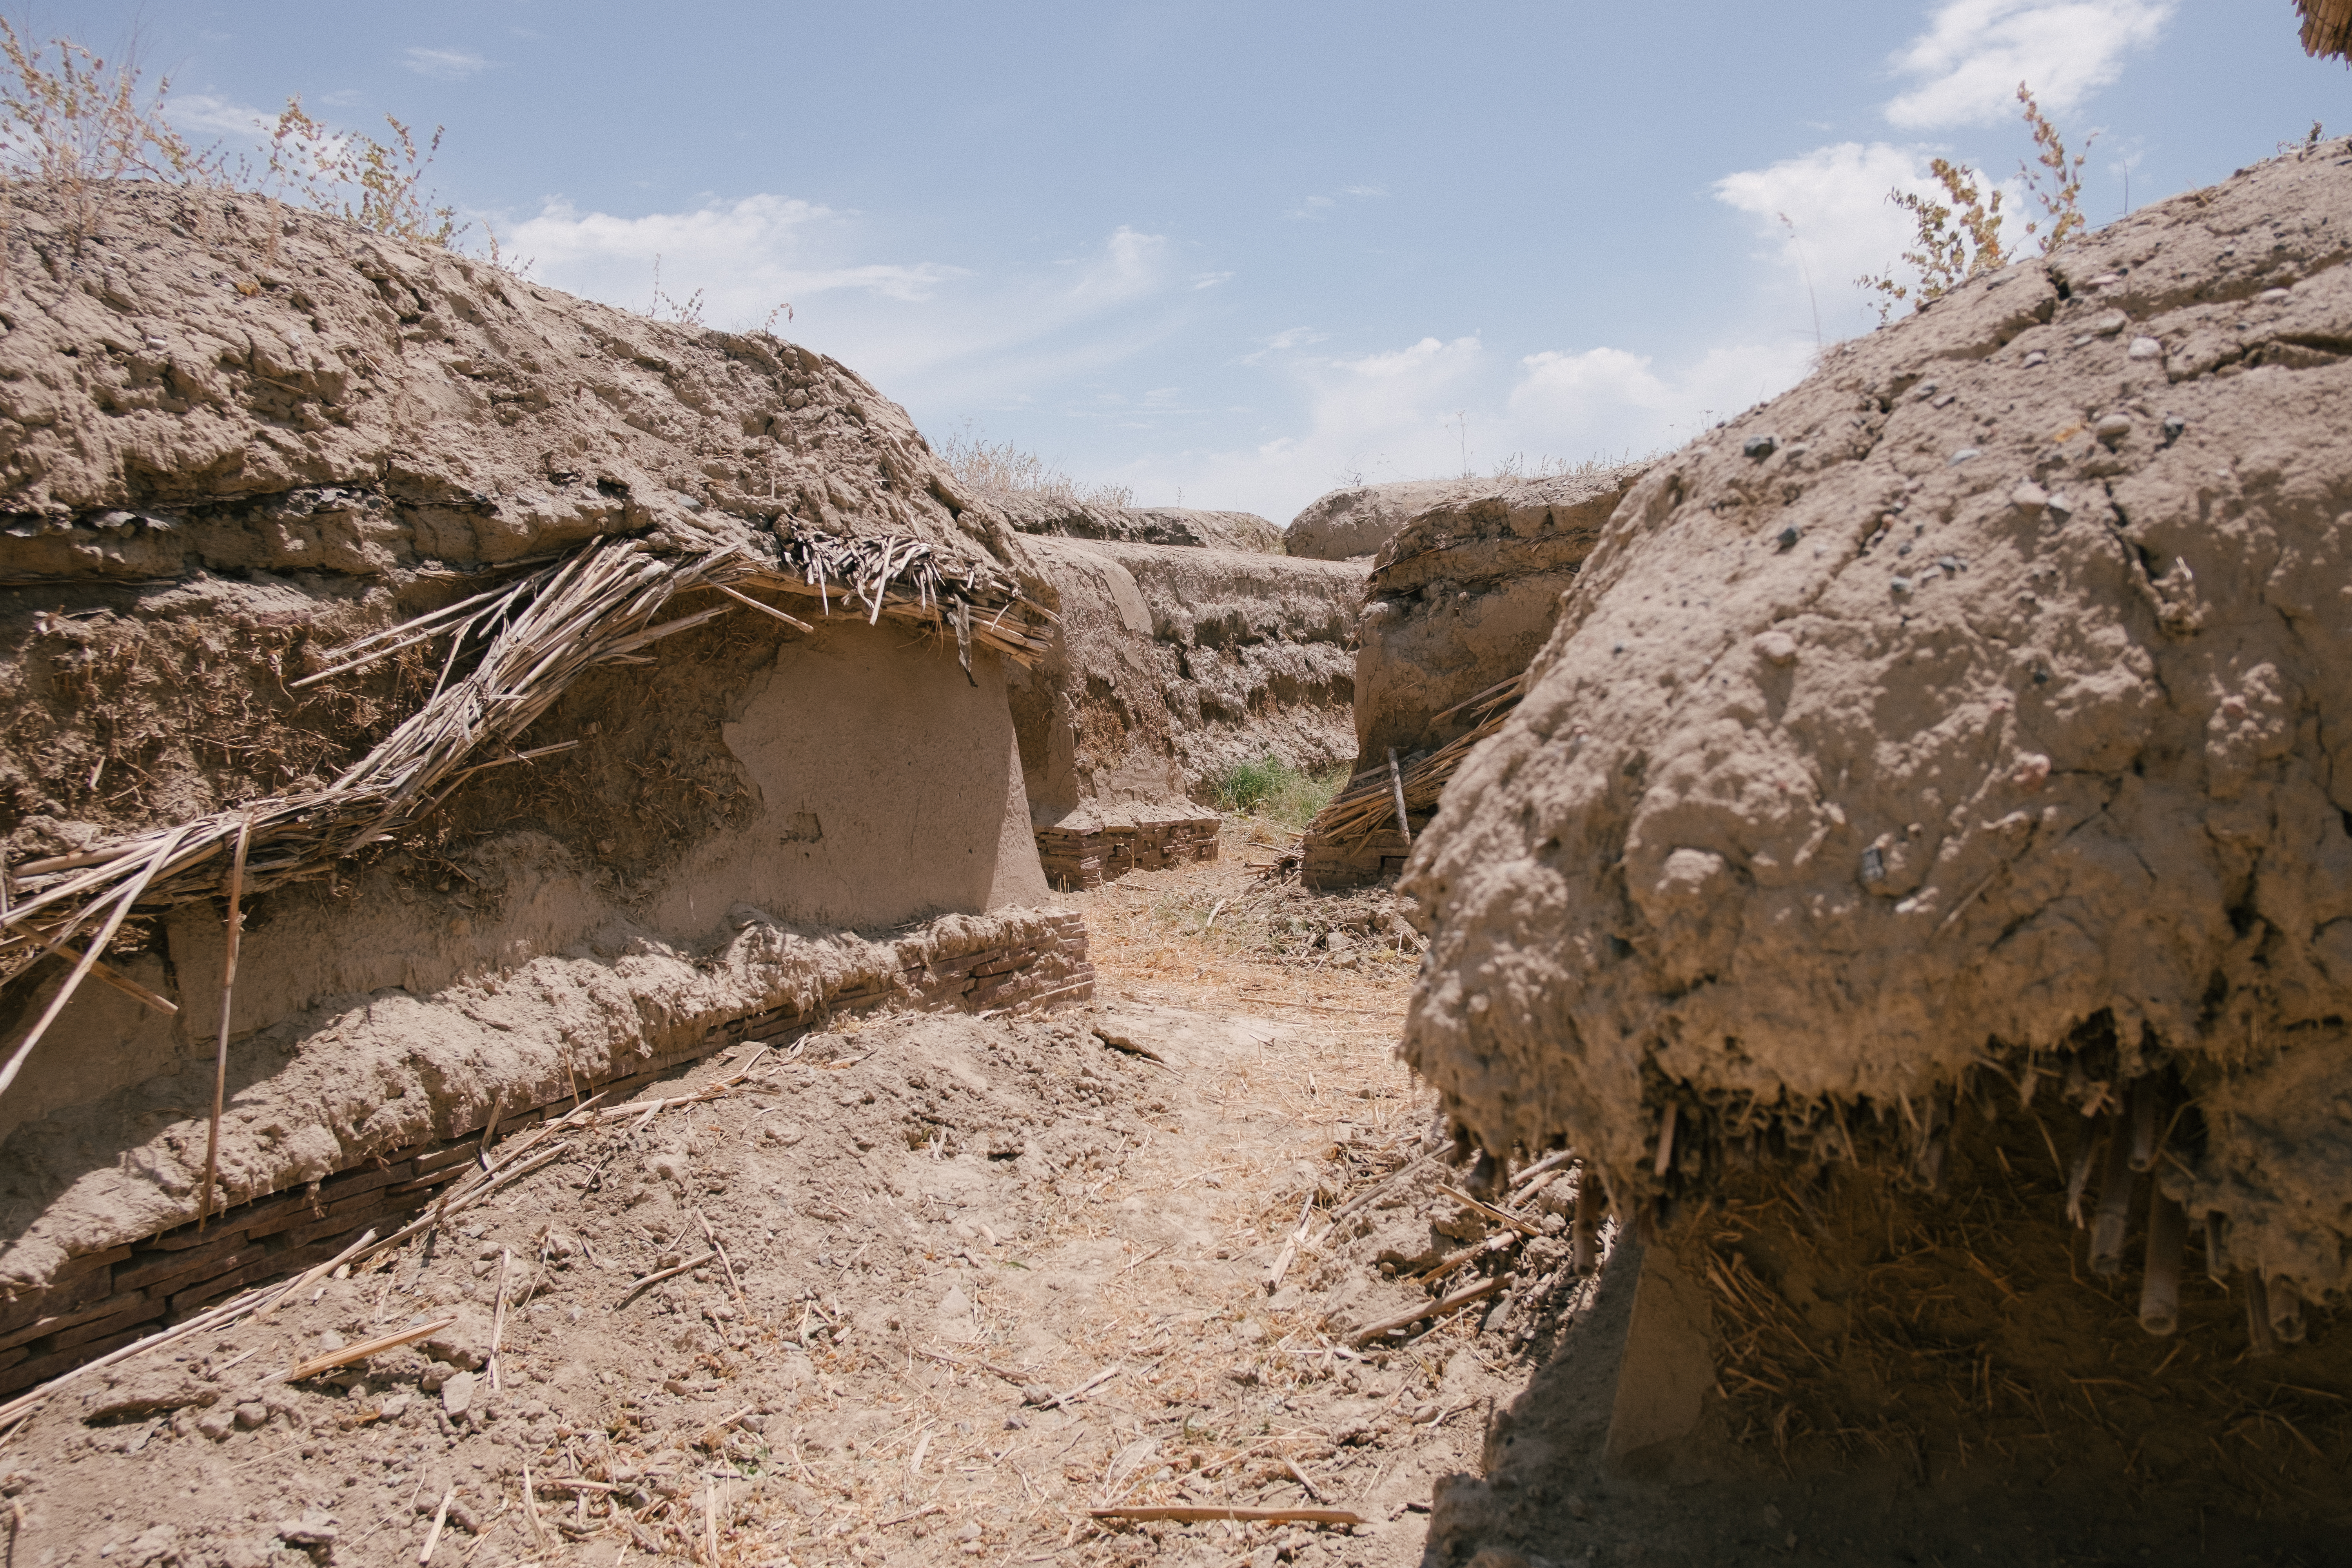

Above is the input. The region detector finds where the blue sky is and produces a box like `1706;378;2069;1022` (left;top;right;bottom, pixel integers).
40;1;2352;522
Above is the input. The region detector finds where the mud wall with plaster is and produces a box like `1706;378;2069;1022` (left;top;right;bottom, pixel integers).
1010;537;1366;821
0;610;1056;1284
0;185;1079;1317
1352;468;1645;766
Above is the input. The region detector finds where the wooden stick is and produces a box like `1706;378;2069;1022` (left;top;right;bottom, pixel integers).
702;1481;720;1566
695;1211;745;1303
2138;1194;2185;1336
1571;1163;1602;1276
1088;1506;1363;1528
2245;1274;2278;1357
1348;1273;1507;1346
1386;748;1412;846
201;813;254;1230
284;1315;457;1383
1331;1151;1436;1223
42;941;177;1014
1434;1185;1543;1240
2268;1275;2307;1345
488;1249;512;1390
418;1485;456;1566
1504;1149;1574;1203
2089;1114;2137;1278
615;1251;717;1309
709;582;814;633
2127;1077;2161;1172
1652;1103;1678;1179
521;1459;551;1550
1421;1232;1517;1287
1264;1191;1314;1294
1030;1365;1121;1410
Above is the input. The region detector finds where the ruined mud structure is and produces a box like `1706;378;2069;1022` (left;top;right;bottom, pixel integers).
1295;469;1645;888
1406;148;2352;1559
0;184;1114;1394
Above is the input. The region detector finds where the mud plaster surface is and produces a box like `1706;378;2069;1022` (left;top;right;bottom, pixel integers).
1352;467;1645;764
1405;146;2352;1301
1014;539;1364;819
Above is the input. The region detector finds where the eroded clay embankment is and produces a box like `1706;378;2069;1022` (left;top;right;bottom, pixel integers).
1406;146;2352;1308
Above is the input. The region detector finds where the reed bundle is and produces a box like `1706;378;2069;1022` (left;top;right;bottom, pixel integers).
0;527;1050;1131
1301;670;1529;847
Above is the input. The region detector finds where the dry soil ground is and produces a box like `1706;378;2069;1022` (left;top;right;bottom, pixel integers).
0;831;1603;1568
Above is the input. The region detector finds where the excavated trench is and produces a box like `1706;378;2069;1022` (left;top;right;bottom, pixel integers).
8;141;2352;1568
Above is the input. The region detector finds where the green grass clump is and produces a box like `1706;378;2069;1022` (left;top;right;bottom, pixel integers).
1211;755;1348;830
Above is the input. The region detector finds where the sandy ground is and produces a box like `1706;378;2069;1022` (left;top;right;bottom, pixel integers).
0;834;1597;1568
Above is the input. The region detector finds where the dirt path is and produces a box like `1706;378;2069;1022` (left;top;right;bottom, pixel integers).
0;837;1578;1568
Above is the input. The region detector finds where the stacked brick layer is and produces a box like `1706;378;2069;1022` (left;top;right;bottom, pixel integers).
1034;813;1219;892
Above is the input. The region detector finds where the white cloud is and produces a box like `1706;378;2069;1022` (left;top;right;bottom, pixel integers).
1883;0;2172;129
1715;141;1944;335
404;47;488;82
1341;184;1389;198
170;93;274;141
505;194;963;322
1070;226;1169;305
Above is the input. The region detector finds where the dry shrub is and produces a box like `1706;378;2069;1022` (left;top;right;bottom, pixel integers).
0;20;222;250
934;423;1135;510
0;17;463;254
1860;82;2092;321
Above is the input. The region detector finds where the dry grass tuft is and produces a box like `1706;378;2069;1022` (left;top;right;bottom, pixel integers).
933;423;1135;512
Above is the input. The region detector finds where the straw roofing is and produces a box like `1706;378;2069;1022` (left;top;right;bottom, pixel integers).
1400;147;2352;1324
2298;0;2352;59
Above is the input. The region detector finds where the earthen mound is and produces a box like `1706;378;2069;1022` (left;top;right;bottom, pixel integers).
1404;145;2352;1315
996;496;1281;553
1354;466;1647;762
1295;466;1646;889
1286;479;1468;561
0;183;1073;1321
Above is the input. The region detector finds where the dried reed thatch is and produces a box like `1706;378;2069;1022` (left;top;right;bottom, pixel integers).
2298;0;2352;59
0;526;1051;1211
1294;671;1529;851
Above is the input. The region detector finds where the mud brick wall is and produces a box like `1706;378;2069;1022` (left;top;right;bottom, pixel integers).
0;912;1093;1397
1105;816;1218;877
1036;814;1218;891
1036;826;1107;891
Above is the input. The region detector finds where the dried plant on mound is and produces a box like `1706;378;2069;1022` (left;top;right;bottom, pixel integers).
932;423;1135;511
0;528;1052;1115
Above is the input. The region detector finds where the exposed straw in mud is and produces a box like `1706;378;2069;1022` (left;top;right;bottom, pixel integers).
0;528;1051;1099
